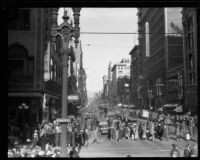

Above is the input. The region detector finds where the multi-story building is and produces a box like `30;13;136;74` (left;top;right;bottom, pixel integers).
75;41;88;109
107;62;113;106
110;58;131;105
117;76;130;105
129;45;140;107
8;8;62;135
182;8;198;113
137;8;184;111
8;8;81;137
102;75;108;103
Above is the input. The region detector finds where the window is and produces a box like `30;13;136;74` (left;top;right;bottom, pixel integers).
188;53;194;69
54;62;57;81
8;8;30;30
50;58;53;80
189;72;195;85
8;44;34;82
188;33;194;50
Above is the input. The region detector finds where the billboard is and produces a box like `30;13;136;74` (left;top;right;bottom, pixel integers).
43;41;50;81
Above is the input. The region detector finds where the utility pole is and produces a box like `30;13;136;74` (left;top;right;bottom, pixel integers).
51;8;81;157
148;89;153;121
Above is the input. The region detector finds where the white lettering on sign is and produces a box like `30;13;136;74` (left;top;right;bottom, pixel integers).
125;83;129;87
56;118;71;123
67;95;79;100
145;22;150;57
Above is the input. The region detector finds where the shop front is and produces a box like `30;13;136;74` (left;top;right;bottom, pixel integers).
8;93;43;142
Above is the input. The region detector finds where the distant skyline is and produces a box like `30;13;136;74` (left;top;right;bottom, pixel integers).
58;8;138;98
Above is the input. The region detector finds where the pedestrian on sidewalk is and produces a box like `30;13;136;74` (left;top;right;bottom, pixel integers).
185;131;191;145
107;127;111;141
190;144;198;157
183;144;192;157
92;126;100;144
163;124;169;141
83;128;89;147
175;124;181;141
150;123;155;141
32;130;39;148
142;123;147;140
170;144;180;157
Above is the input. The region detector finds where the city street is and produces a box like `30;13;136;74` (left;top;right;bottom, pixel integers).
7;7;199;158
80;132;197;157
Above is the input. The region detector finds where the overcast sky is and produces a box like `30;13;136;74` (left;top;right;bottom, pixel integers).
58;8;138;98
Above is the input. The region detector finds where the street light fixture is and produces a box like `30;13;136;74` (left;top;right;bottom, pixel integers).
18;102;29;141
51;7;81;157
148;89;153;120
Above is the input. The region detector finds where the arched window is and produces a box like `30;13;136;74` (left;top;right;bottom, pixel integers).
8;44;33;82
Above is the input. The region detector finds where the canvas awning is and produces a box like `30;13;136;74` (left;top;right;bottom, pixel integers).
158;104;179;110
162;104;179;108
174;105;183;112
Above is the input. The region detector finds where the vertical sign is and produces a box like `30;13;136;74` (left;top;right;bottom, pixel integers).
44;41;50;81
145;22;150;57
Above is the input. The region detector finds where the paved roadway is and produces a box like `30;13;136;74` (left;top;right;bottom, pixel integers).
80;129;197;157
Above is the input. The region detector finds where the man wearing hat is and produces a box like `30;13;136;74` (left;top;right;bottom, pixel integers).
170;144;180;157
183;144;192;157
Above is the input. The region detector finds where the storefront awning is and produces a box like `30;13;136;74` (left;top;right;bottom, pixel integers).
162;104;179;108
173;105;183;112
158;104;179;110
8;92;43;97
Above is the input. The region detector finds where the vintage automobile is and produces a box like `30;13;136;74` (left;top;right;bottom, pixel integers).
98;121;108;134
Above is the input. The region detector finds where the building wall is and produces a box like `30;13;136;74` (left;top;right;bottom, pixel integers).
8;8;49;132
165;8;184;106
138;8;166;110
129;45;139;106
138;8;183;111
182;8;198;113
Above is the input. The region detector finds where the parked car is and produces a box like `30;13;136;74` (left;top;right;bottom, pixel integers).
98;121;108;134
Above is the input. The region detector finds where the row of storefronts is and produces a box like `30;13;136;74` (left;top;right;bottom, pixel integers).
8;8;88;139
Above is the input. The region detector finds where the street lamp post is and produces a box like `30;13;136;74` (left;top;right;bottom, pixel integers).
18;103;29;142
51;8;81;157
148;89;153;121
155;78;164;112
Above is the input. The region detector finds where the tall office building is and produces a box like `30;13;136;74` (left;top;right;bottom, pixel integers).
137;8;184;111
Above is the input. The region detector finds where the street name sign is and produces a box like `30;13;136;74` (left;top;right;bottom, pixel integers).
56;118;71;123
67;95;79;101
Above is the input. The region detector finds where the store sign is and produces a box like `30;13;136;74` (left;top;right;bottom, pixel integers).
125;83;129;87
43;41;50;81
56;118;71;123
68;95;79;101
145;22;150;57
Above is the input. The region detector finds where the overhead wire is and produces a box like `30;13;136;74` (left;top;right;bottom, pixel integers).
80;32;183;35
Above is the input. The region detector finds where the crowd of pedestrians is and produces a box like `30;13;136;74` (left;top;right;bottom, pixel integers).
105;113;198;157
106;117;169;142
8;114;92;158
170;143;198;157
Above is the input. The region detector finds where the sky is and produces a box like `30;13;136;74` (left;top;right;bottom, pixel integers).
58;8;138;98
